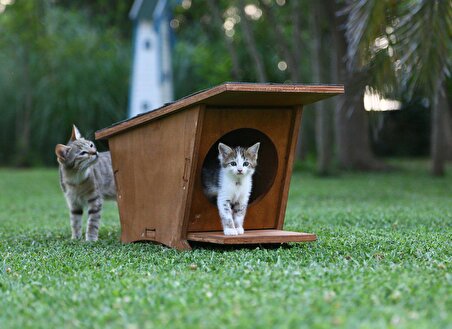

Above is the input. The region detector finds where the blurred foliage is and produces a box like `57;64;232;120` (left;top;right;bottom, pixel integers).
343;0;451;99
172;0;312;98
342;0;451;175
0;0;449;167
56;0;133;39
172;0;451;165
0;0;130;166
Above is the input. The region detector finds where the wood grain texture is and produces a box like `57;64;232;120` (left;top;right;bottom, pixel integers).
187;107;296;232
180;105;205;242
108;106;201;249
276;106;303;229
187;229;317;244
97;83;346;249
95;83;344;140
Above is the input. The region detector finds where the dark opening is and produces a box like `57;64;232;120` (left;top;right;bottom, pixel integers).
201;128;278;204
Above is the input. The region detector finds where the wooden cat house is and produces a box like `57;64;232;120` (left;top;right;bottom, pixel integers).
95;83;344;250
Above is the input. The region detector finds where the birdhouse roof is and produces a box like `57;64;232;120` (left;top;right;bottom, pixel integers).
129;0;159;21
96;82;344;140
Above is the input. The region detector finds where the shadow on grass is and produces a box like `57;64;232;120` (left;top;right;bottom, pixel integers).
188;241;310;252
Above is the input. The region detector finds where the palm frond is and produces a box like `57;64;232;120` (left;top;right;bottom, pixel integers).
342;0;395;71
395;0;452;96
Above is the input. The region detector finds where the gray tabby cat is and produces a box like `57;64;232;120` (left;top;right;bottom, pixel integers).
203;142;260;236
55;125;116;241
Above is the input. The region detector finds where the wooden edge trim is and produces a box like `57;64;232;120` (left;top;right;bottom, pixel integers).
179;105;206;240
95;83;344;140
276;106;303;230
187;230;317;244
95;85;228;140
224;82;344;94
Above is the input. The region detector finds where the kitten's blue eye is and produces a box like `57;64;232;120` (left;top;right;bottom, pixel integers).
243;161;249;167
230;161;237;166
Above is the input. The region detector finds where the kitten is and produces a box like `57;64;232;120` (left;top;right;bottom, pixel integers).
203;142;260;236
55;125;116;241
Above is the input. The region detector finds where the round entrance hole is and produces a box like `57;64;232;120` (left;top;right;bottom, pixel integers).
201;128;278;204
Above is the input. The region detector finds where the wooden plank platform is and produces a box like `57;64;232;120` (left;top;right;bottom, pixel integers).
187;229;316;245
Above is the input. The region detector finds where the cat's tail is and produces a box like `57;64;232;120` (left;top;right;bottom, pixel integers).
202;167;219;202
203;184;218;200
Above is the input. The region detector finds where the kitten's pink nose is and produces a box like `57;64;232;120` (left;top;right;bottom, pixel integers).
237;169;243;173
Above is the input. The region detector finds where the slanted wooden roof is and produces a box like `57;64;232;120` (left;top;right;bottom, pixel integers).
96;82;344;140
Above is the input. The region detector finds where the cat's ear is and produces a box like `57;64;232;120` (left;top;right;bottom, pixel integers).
246;142;260;159
70;125;82;141
55;144;70;163
218;143;233;159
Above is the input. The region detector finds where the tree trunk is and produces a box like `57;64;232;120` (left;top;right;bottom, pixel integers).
315;104;333;174
444;95;452;161
311;1;333;175
261;3;298;82
291;0;302;76
330;0;385;171
431;81;447;176
291;1;309;160
15;46;33;167
206;0;242;81
335;90;376;170
238;0;267;82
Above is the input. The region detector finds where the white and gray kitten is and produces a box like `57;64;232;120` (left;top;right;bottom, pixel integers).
55;125;116;241
203;142;260;236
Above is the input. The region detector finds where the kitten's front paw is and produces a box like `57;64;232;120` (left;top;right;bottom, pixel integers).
71;233;82;240
223;228;238;236
236;227;244;235
86;235;98;242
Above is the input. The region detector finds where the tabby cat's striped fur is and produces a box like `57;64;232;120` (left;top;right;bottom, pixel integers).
55;125;116;241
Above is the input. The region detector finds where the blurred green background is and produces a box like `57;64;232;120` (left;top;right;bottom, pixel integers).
0;0;450;175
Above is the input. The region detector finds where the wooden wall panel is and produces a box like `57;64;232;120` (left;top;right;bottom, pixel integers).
109;106;201;249
187;107;299;232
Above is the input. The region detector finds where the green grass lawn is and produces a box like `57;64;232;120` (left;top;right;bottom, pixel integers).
0;160;450;329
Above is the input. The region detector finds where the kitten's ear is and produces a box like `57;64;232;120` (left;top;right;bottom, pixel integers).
55;144;70;163
218;143;233;159
247;142;260;159
70;125;82;141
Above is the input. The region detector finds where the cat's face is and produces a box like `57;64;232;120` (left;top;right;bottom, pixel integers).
55;125;99;170
218;142;260;177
